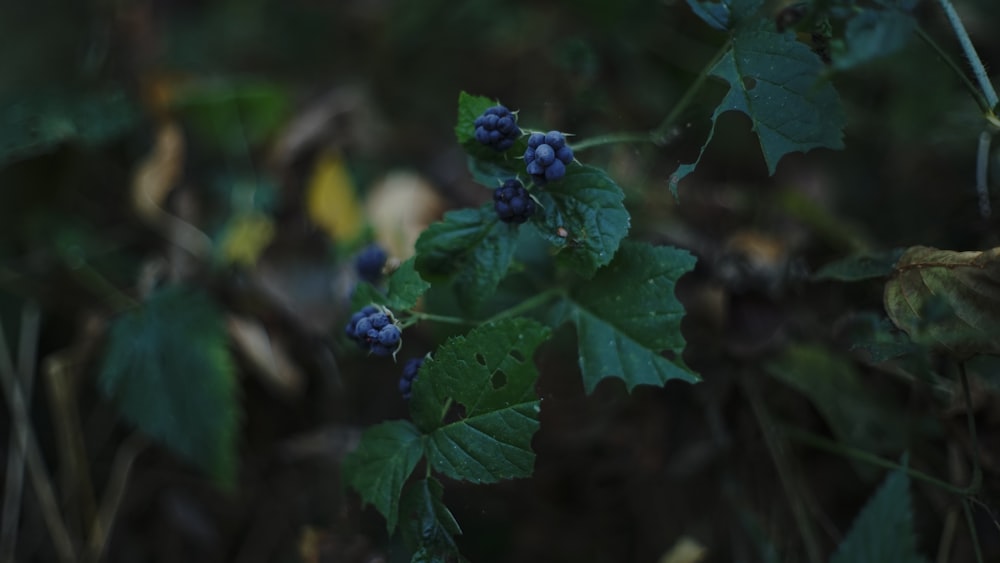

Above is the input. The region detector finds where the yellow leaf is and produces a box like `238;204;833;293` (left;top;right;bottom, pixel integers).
220;212;275;266
306;151;365;241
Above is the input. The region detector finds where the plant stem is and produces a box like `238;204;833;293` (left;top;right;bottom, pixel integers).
916;26;992;115
744;377;824;563
484;288;563;324
958;362;982;493
783;427;973;496
70;263;138;314
976;131;992;218
403;311;477;327
963;499;985;563
574;39;731;152
936;0;999;112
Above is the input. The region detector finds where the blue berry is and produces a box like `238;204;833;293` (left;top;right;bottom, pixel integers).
354;317;373;337
524;130;573;184
473;105;522;152
355;244;388;283
370;313;389;329
399;357;424;400
378;325;401;346
493;179;535;224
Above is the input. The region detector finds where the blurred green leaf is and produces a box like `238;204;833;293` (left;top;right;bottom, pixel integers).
171;80;290;154
830;466;929;563
671;25;845;193
832;9;916;70
0;90;136;168
530;164;630;278
342;420;424;533
550;241;699;393
414;204;519;312
99;286;239;485
411;318;550;483
884;246;1000;358
685;0;763;31
813;249;904;282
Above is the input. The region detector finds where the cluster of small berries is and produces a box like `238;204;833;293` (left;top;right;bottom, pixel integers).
474;105;521;151
493;179;535;224
525;131;573;184
355;244;388;284
399;357;424;400
344;305;401;357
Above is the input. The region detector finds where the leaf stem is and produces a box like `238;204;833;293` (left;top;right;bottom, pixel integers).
916;25;992;115
483;288;563;324
403;311;477;327
573;39;731;152
935;0;999;112
783;427;973;496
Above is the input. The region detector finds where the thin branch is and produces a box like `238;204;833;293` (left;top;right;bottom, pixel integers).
976;131;992;218
936;0;999;111
87;433;147;563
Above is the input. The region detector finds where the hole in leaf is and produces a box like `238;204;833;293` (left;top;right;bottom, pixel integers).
509;350;525;363
742;76;757;90
475;353;487;366
491;370;507;389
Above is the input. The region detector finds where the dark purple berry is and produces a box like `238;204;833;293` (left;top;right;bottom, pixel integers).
544;159;566;182
400;357;424;400
494;179;535;224
370;313;389;329
527;132;545;149
355;244;388;283
535;144;556;166
378;325;401;346
473;105;521;151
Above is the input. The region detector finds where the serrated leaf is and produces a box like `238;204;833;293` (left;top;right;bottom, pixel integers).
456;91;526;181
342;420;424;533
99;286;238;485
685;0;763;31
1;89;137;168
530;164;630;277
410;318;550;483
414;204;519;311
884;246;1000;358
671;27;845;194
813;249;904;282
400;478;464;562
551;241;699;393
352;257;431;313
830;467;929;563
832;9;916;70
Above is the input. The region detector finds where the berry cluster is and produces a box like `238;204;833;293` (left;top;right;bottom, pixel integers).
474;105;521;152
493;179;536;224
344;305;402;357
525;131;573;184
355;244;388;284
399;357;424;400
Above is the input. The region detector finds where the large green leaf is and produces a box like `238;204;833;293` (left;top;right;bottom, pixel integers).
99;286;238;484
410;318;550;483
342;420;425;533
351;257;431;312
884;246;1000;358
400;478;464;563
0;90;137;168
551;241;699;393
530;164;630;278
830;466;929;563
414;204;519;311
670;26;845;194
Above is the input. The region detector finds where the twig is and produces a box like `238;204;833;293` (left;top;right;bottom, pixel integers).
743;376;824;563
0;317;77;563
87;433;147;563
936;0;999;111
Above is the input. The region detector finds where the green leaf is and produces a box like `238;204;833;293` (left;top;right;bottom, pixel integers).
670;27;845;194
342;420;424;533
414;204;519;311
456;91;526;181
846;314;924;364
410;318;551;483
551;241;699;393
832;9;916;70
400;478;464;562
171;80;289;155
351;257;431;312
765;345;911;453
884;246;1000;358
99;286;238;485
685;0;763;31
830;466;929;563
813;249;904;282
530;164;630;278
0;90;137;168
